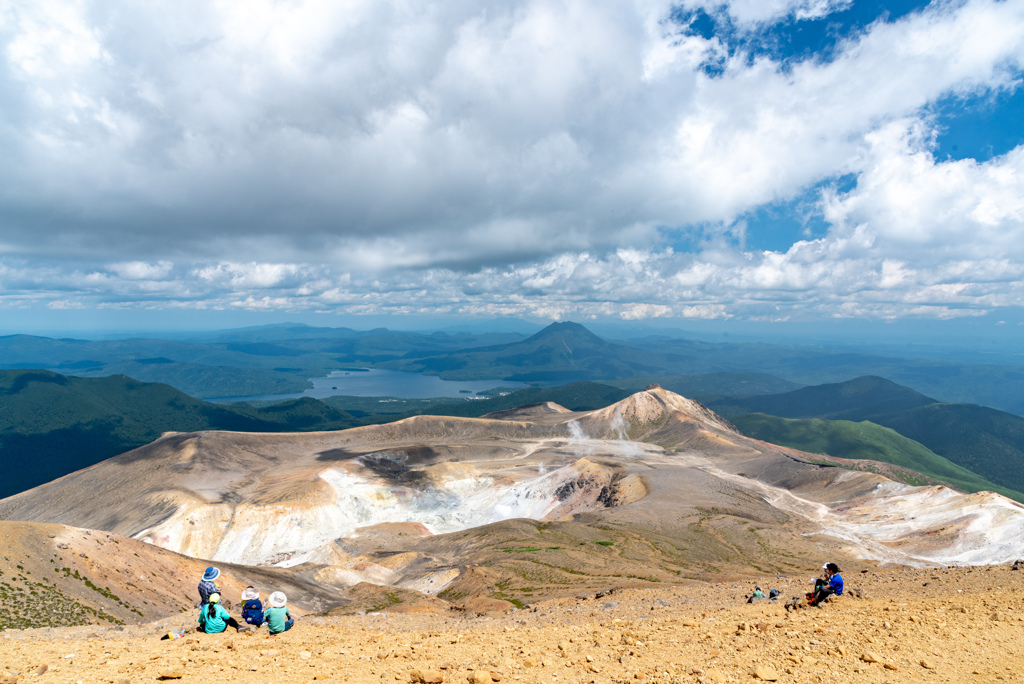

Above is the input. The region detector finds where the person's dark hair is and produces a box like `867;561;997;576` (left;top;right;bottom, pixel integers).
826;562;841;574
208;603;217;619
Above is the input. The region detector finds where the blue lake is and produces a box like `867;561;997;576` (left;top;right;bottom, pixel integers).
211;368;528;403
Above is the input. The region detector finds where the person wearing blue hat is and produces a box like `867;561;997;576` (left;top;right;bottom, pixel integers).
198;566;221;607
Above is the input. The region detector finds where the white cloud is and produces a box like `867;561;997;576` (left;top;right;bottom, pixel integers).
109;260;173;280
822;119;1024;260
683;0;854;26
0;0;1022;322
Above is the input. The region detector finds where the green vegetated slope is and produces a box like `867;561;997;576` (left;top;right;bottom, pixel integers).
875;403;1024;498
713;376;1024;495
732;414;1024;502
0;370;358;499
709;375;935;419
612;372;804;401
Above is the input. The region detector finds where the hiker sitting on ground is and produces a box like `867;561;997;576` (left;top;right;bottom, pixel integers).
198;566;221;607
812;563;844;604
197;593;249;633
241;586;265;627
265;591;294;635
747;585;766;603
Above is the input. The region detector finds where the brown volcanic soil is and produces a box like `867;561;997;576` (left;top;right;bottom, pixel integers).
3;564;1024;684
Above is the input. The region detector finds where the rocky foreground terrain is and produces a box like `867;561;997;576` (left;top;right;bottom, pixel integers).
3;563;1023;684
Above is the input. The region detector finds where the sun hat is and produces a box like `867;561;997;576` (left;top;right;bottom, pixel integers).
203;566;220;581
241;587;259;601
268;591;287;608
208;593;221;604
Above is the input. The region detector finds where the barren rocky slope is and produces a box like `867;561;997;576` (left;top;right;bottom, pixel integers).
3;563;1024;684
3;388;1024;629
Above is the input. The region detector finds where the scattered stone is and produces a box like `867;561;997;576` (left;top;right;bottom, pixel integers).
699;668;726;683
410;670;445;683
158;664;185;679
861;652;881;664
34;665;47;676
300;651;312;660
884;662;899;671
921;659;936;669
752;666;779;681
466;671;493;684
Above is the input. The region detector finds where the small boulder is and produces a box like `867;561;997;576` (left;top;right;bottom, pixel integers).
860;652;881;664
466;671;493;684
158;665;185;679
410;669;445;683
751;666;779;681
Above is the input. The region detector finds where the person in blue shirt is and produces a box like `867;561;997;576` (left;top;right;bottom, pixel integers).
812;563;844;605
197;593;250;633
240;586;265;627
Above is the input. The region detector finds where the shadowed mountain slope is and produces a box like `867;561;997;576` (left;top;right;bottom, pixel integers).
731;414;1023;501
711;376;936;420
0;370;357;498
711;376;1024;494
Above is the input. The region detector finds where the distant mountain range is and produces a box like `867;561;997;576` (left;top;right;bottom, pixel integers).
0;370;359;498
381;322;717;382
711;376;1024;498
4;321;1024;416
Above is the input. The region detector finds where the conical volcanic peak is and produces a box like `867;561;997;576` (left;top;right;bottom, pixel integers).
521;321;610;346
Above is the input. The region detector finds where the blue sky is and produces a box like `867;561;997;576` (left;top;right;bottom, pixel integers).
0;0;1022;336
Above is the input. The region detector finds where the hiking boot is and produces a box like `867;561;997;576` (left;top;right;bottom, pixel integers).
237;625;252;633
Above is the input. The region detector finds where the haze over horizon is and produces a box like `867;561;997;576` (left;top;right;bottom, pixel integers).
2;0;1023;337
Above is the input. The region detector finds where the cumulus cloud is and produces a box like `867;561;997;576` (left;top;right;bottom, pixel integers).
0;0;1022;322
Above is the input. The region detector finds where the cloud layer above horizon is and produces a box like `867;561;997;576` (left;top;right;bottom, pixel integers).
1;0;1023;323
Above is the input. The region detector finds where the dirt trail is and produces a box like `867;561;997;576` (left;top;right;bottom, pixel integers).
3;564;1023;684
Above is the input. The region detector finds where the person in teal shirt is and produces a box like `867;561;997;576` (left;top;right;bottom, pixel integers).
197;593;249;633
265;591;294;634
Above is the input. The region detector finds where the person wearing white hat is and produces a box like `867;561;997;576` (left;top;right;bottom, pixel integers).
241;586;265;627
265;591;294;634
